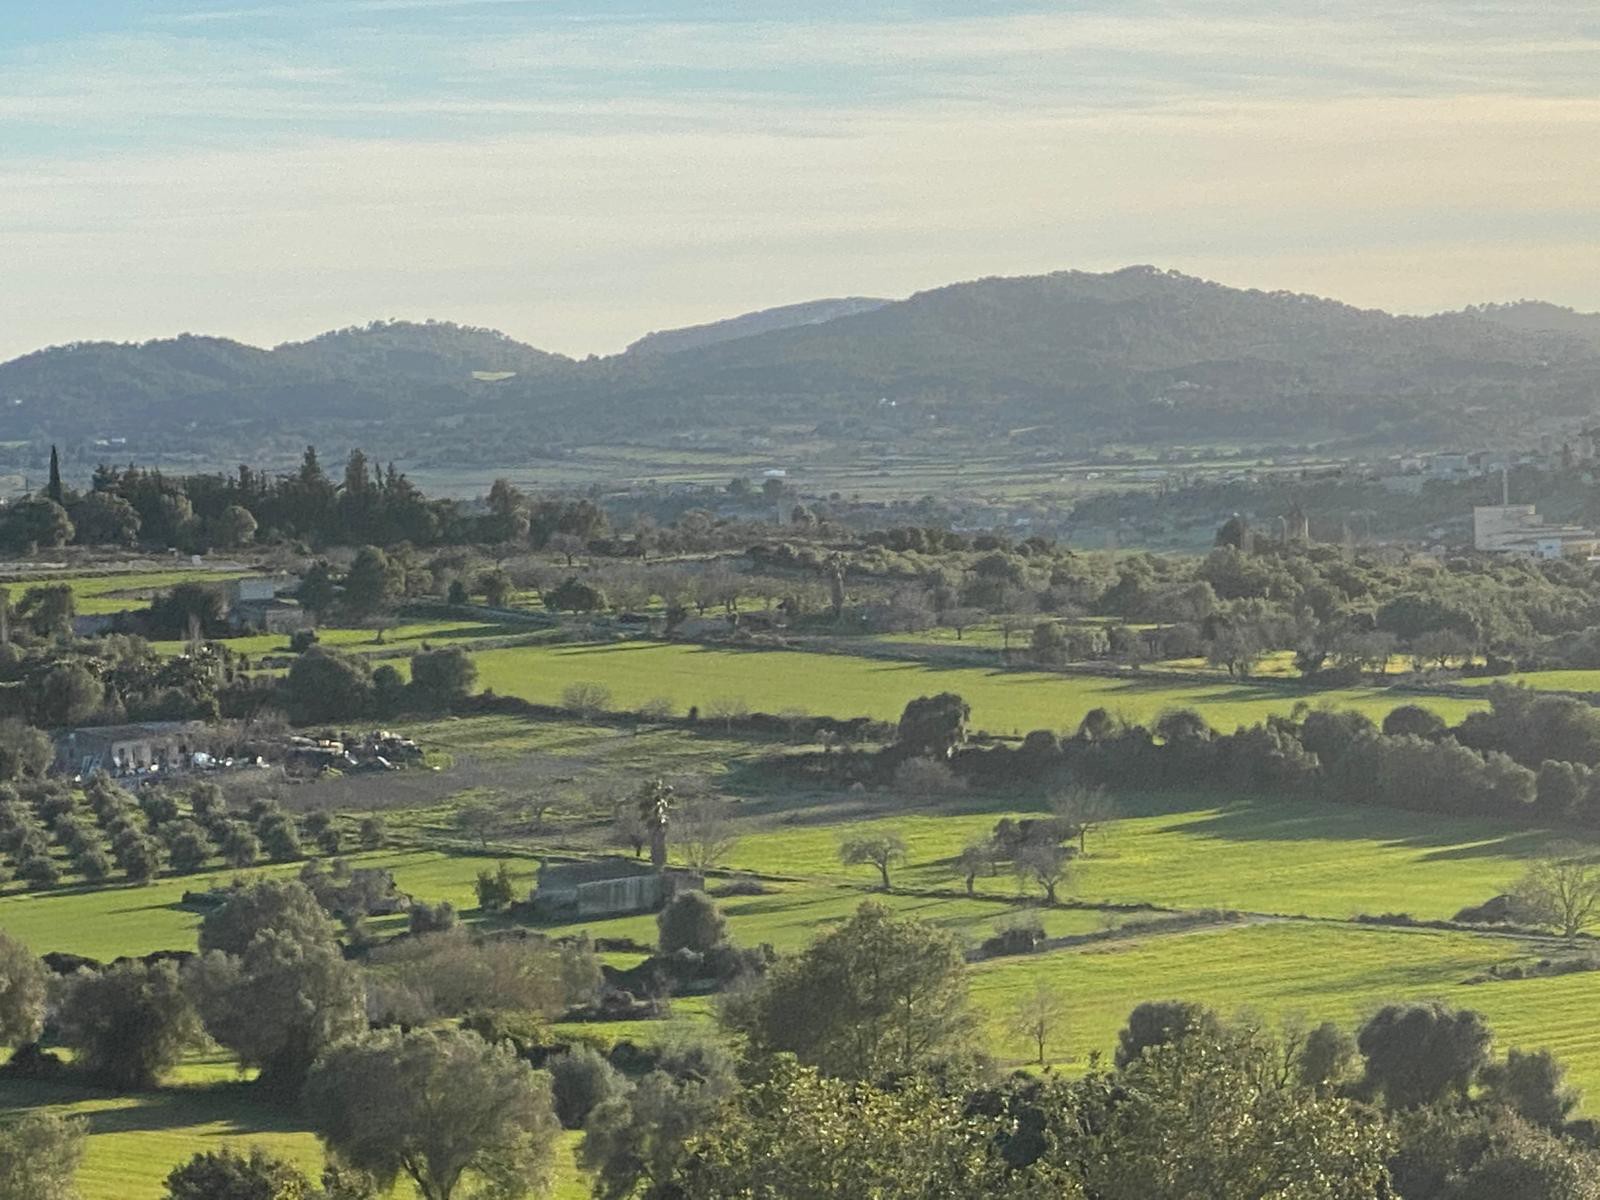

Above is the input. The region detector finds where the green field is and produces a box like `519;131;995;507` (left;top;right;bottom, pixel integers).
967;922;1600;1079
1459;671;1600;693
537;881;1110;953
45;570;255;615
0;1071;588;1200
150;620;516;660
465;641;1483;734
0;849;530;960
701;790;1552;921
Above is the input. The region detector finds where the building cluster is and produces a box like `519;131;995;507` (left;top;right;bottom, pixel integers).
1472;504;1600;560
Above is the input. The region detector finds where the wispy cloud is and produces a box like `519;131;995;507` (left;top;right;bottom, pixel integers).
0;1;1596;358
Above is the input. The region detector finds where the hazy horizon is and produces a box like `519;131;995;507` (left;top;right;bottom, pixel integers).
3;1;1597;361
5;262;1598;365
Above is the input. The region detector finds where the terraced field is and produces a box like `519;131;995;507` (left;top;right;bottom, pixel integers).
465;641;1484;733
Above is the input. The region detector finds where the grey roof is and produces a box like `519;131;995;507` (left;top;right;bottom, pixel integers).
54;722;201;743
539;859;656;886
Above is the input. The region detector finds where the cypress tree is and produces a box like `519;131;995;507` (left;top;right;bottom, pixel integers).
46;446;63;505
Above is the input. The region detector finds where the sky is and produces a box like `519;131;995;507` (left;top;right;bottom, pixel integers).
1;0;1598;360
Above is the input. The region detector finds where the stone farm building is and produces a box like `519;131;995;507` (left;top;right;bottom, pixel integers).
534;859;704;919
52;721;210;779
225;575;307;633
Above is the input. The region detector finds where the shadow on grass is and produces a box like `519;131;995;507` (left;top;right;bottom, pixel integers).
0;1078;304;1137
1169;796;1555;859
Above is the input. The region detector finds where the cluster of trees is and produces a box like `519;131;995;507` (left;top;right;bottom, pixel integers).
4;883;1599;1198
2;448;617;557
912;687;1600;833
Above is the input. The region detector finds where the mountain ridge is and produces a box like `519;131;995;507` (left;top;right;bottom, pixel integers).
4;268;1598;463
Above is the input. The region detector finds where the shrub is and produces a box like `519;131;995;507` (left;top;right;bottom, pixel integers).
891;756;967;798
657;891;727;955
549;1045;628;1129
17;855;58;889
409;900;459;935
562;682;612;717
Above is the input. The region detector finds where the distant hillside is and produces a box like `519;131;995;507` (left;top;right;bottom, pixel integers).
3;269;1598;465
273;320;573;382
0;321;576;457
524;267;1600;449
1467;301;1600;346
625;297;891;356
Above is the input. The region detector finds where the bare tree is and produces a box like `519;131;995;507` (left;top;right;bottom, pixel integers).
549;532;585;568
561;682;613;718
1013;842;1073;905
609;808;649;858
673;799;740;872
941;607;985;642
453;801;499;851
1050;785;1116;855
1511;843;1600;940
704;695;750;731
1010;982;1069;1066
840;833;908;890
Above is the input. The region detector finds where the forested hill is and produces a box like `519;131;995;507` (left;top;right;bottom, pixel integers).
624;296;891;356
4;269;1599;465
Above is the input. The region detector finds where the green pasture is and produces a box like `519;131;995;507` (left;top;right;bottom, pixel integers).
0;1071;588;1200
150;620;515;659
969;923;1561;1072
1458;671;1600;693
0;849;528;960
536;880;1108;954
48;570;254;615
703;790;1553;921
464;642;1483;734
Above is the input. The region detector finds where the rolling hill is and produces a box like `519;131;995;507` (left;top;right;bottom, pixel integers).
3;268;1597;465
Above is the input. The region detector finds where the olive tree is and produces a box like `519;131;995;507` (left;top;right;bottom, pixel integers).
839;833;907;891
0;931;48;1050
56;960;203;1090
722;902;975;1080
0;1112;86;1200
306;1028;559;1200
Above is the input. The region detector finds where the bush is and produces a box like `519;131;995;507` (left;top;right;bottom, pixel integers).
549;1045;628;1129
358;814;386;849
410;900;458;935
562;682;613;718
73;846;112;882
257;813;303;862
891;756;967;798
475;863;516;913
17;855;59;889
219;823;260;868
657;891;727;955
164;1148;315;1199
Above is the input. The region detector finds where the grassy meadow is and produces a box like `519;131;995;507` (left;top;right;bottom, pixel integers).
54;570;255;615
464;641;1483;733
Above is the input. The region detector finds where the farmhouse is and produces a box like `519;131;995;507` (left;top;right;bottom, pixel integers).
224;575;306;632
534;858;704;918
52;721;209;779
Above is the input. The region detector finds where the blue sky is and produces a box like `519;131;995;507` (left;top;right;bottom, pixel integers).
1;1;1597;358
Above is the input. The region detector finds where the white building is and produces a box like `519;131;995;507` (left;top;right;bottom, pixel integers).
1473;505;1600;559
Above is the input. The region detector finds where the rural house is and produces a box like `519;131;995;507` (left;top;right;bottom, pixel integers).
534;859;704;918
225;575;306;632
52;721;209;779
